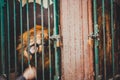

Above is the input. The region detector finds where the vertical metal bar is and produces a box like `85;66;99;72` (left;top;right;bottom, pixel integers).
7;0;10;79
102;0;107;80
53;0;59;35
48;0;52;80
20;0;24;73
33;0;37;80
13;0;17;75
110;0;115;79
26;0;30;65
41;0;45;80
93;0;99;80
53;0;60;80
0;0;5;74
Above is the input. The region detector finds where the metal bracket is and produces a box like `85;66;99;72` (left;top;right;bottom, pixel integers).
88;33;100;41
50;35;60;47
49;35;60;40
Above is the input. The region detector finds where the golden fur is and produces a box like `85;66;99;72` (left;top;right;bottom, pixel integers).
17;25;49;69
17;25;48;58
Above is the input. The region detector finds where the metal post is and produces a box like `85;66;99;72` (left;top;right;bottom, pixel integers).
102;0;107;80
0;0;5;74
110;0;115;79
33;0;37;80
13;0;17;76
53;0;60;80
7;0;10;79
26;0;30;65
20;0;24;73
93;0;99;80
48;0;52;80
41;0;45;80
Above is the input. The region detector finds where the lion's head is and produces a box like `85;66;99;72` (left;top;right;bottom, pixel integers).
17;25;48;66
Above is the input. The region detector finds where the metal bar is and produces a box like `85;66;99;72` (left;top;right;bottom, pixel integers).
48;0;52;80
26;0;30;65
20;0;24;73
0;0;5;74
53;0;59;35
53;0;60;80
110;0;115;79
41;0;45;80
33;0;37;80
102;0;107;80
7;0;10;79
13;0;17;75
93;0;99;80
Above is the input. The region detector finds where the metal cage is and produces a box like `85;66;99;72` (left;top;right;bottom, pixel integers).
92;0;120;80
0;0;61;80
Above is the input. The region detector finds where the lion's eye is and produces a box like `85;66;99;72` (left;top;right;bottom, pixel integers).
26;43;41;55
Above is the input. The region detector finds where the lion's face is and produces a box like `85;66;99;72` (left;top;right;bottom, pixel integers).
17;25;48;62
17;25;55;80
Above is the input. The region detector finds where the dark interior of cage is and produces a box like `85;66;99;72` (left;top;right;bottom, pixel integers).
0;0;58;80
95;1;120;79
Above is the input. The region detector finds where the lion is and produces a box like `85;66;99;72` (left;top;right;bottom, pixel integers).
17;25;55;80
